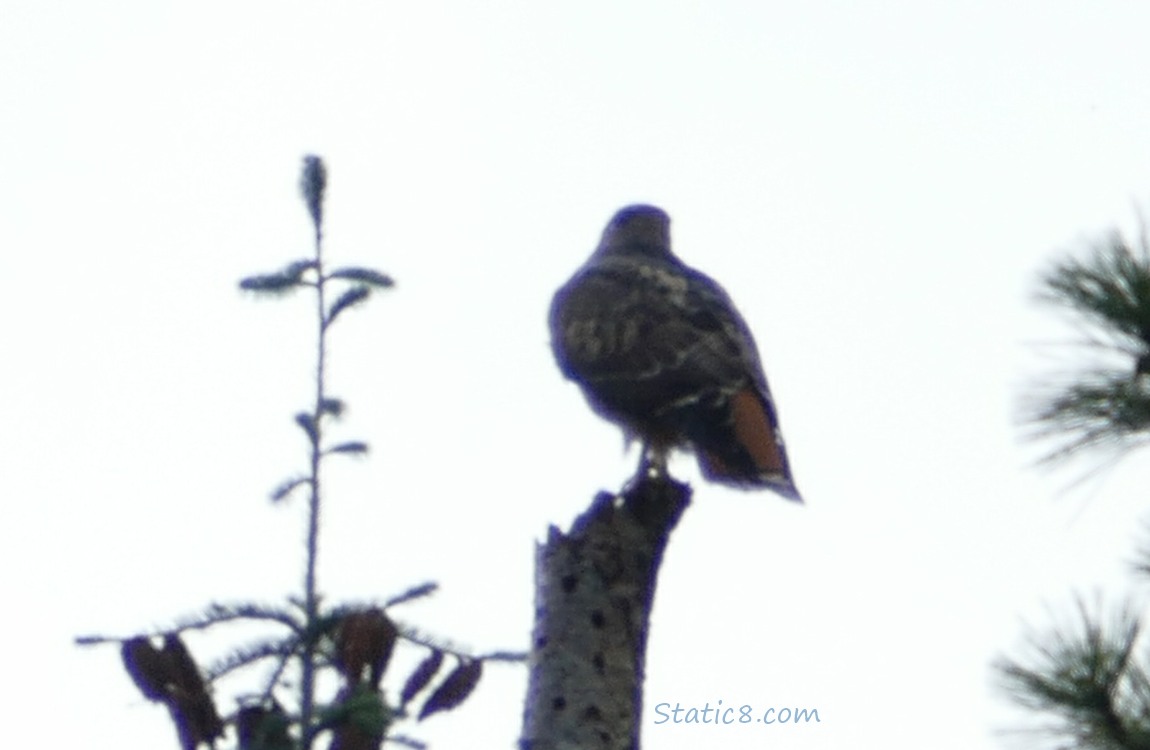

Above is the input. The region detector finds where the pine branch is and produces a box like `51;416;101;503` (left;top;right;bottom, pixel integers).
299;153;329;749
80;154;518;750
1038;232;1150;346
1023;369;1150;463
996;596;1150;749
206;634;301;682
1024;228;1150;466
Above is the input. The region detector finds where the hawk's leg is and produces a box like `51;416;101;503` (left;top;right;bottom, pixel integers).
636;443;670;483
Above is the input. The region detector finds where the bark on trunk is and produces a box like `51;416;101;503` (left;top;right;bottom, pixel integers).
520;476;691;750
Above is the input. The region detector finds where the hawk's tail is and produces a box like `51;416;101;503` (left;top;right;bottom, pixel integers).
693;388;802;501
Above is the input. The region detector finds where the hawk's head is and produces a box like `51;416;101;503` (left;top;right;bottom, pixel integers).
596;204;672;259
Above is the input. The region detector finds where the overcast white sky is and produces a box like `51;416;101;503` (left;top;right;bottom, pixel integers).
6;2;1150;749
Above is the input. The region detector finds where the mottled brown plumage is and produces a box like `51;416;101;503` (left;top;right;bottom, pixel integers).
550;205;800;501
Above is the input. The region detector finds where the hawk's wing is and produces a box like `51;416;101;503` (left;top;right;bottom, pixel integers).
550;257;742;418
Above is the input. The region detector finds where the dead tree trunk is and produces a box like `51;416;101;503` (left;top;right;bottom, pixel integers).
520;475;691;750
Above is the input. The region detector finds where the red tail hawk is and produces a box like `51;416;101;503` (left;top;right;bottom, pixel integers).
550;205;801;501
